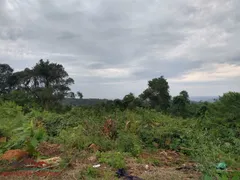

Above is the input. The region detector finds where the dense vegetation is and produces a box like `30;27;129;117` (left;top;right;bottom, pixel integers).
0;60;239;179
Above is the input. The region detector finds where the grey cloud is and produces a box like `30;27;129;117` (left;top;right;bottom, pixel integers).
0;1;12;26
0;27;22;41
87;62;108;69
132;60;202;80
57;31;80;40
1;0;240;98
230;55;240;64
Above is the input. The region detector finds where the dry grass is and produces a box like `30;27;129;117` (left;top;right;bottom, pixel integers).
141;167;200;180
0;149;202;180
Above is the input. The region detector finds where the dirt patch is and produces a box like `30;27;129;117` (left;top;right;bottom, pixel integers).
58;150;201;180
0;149;202;180
125;150;201;180
139;149;188;166
141;167;200;180
0;150;29;161
125;160;200;179
37;141;62;157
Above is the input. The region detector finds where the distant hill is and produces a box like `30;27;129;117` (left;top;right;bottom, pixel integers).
190;96;219;102
63;96;219;107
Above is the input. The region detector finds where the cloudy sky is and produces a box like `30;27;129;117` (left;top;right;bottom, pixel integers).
1;0;240;99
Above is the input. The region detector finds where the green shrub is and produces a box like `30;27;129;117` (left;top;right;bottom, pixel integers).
117;132;142;156
85;166;101;178
97;151;126;169
138;127;156;148
89;135;115;151
0;119;48;156
0;101;24;137
56;125;90;150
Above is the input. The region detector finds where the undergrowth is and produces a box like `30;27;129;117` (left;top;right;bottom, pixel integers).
0;100;239;179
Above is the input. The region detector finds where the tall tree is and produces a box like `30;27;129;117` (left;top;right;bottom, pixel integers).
0;64;14;95
67;92;75;98
171;96;187;117
122;92;135;109
13;59;74;110
140;76;171;112
171;90;190;118
180;90;190;103
209;91;240;124
77;91;83;99
113;99;123;110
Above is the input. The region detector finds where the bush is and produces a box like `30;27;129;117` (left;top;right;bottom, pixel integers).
56;125;90;150
85;166;101;178
0;101;24;137
97;151;126;169
116;132;142;156
0;119;48;156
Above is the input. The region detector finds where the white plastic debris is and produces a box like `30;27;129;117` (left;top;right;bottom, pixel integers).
93;164;101;168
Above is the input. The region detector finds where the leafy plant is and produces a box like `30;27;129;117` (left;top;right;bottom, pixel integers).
85;166;101;178
0;118;47;156
56;125;89;150
116;132;142;156
97;151;126;169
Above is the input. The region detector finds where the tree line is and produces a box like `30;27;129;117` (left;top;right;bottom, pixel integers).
1;59;238;120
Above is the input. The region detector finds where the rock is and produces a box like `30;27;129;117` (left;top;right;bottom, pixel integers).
0;149;29;161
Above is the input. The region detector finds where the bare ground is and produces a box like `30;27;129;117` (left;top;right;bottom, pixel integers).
0;149;202;180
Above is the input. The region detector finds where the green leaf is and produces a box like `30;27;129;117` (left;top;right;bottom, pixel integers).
221;175;229;180
30;137;38;147
232;175;240;180
12;127;24;132
203;174;212;180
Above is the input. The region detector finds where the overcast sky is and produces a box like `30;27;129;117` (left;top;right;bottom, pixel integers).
1;0;240;99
